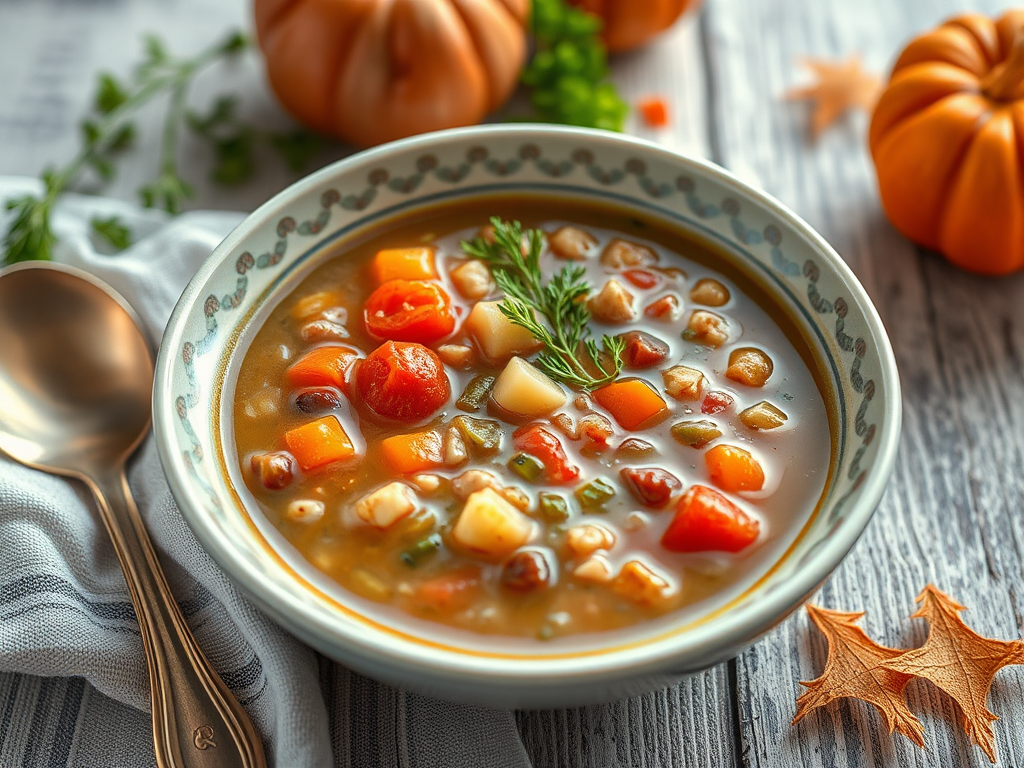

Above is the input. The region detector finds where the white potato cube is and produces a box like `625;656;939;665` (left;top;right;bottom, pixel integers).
572;554;613;583
436;344;474;368
452;487;534;558
285;499;325;523
613;560;675;605
452;469;501;499
464;301;542;361
355;482;418;529
492;357;567;417
662;365;706;401
450;260;495;299
588;279;636;323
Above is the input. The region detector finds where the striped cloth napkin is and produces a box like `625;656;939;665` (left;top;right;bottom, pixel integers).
0;177;698;768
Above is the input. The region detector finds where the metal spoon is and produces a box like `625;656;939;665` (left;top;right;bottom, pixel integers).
0;262;266;768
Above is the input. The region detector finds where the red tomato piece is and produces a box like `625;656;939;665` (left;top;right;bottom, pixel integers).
355;341;450;423
620;331;670;368
620;467;682;509
644;294;681;320
701;390;734;415
363;279;455;344
512;424;580;483
622;269;662;290
661;485;760;553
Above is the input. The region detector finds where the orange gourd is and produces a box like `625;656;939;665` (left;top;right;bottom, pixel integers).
254;0;529;148
869;10;1024;275
570;0;698;53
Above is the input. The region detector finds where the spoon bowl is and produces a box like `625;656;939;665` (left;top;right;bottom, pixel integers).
0;263;152;474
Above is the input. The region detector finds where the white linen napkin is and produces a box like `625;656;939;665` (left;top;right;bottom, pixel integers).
0;176;532;768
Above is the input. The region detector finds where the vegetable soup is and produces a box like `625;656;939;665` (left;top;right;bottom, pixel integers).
233;198;832;639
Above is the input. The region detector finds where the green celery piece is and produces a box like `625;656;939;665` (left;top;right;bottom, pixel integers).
452;415;502;454
456;374;495;412
509;452;545;483
400;533;442;567
538;492;570;523
575;477;615;512
670;420;722;449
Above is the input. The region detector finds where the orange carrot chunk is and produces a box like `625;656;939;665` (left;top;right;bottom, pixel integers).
705;444;765;492
593;379;669;430
381;429;445;474
661;485;760;553
372;247;437;284
286;346;360;391
284;416;356;471
415;565;482;612
639;97;669;128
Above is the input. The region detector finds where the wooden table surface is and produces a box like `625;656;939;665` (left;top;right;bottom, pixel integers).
3;0;1024;766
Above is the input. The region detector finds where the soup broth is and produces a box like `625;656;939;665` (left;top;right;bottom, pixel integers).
233;197;832;640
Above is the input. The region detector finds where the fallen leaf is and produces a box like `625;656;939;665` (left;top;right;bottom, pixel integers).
785;55;881;138
793;604;925;748
881;585;1024;763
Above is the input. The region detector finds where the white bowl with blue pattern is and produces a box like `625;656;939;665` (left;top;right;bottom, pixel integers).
154;125;901;708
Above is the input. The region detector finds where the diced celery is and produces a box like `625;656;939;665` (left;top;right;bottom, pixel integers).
670;419;722;448
575;478;616;512
509;452;545;482
400;533;443;567
538;492;570;523
456;374;495;412
453;415;503;454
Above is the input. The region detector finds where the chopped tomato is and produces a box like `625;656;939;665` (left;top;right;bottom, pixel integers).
661;485;760;553
381;430;445;474
639;97;670;128
620;467;681;509
286;345;360;392
701;390;734;415
705;444;765;492
644;294;680;320
619;331;670;369
363;279;455;344
416;566;482;612
622;269;662;290
284;416;356;471
355;341;450;423
371;247;437;284
593;379;670;430
513;424;579;482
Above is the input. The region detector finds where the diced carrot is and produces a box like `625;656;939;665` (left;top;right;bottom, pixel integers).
284;416;356;471
661;485;760;553
372;247;437;284
415;566;482;612
286;346;359;391
381;430;445;474
705;444;765;492
639;97;669;128
593;379;670;430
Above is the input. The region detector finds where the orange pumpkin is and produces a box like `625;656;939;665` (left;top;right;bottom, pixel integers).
869;10;1024;275
254;0;529;148
570;0;698;53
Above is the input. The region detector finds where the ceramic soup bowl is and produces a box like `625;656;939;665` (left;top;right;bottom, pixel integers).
154;125;900;708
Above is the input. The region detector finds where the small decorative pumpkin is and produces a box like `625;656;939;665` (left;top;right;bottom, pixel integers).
254;0;529;148
869;10;1024;275
570;0;698;53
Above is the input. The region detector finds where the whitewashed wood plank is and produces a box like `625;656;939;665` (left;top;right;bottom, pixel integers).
702;0;1024;765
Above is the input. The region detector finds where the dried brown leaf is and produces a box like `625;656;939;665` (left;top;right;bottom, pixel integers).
785;55;881;138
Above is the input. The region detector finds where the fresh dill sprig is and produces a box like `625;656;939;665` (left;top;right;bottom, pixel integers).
462;217;625;389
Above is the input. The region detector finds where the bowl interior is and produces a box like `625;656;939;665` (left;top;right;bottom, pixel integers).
155;126;900;680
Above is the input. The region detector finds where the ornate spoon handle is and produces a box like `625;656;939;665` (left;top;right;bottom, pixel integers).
88;470;267;768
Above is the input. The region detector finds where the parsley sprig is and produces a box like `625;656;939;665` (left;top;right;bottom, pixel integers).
521;0;629;131
462;217;624;389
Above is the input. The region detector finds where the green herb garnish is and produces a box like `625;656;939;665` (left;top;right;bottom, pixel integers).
462;217;625;389
521;0;629;131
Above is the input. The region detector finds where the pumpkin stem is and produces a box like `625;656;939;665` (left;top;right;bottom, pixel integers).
982;31;1024;102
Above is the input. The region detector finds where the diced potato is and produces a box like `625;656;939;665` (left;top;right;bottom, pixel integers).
409;474;442;493
355;481;419;529
450;260;495;300
492;357;567;417
601;239;659;268
726;347;774;387
443;426;469;467
243;386;281;419
588;279;636;323
683;310;729;347
464;301;542;361
292;291;343;321
662;365;705;401
740;401;788;430
452;487;534;558
348;568;392;602
452;469;501;499
285;499;325;523
437;344;475;369
551;412;579;439
689;278;730;307
613;560;674;605
572;554;613;583
565;524;616;558
548;226;597;260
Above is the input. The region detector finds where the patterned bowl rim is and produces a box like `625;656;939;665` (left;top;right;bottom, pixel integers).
154;124;901;683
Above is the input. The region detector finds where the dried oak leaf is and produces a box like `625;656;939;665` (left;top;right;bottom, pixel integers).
785;55;881;139
793;604;925;747
881;585;1024;763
